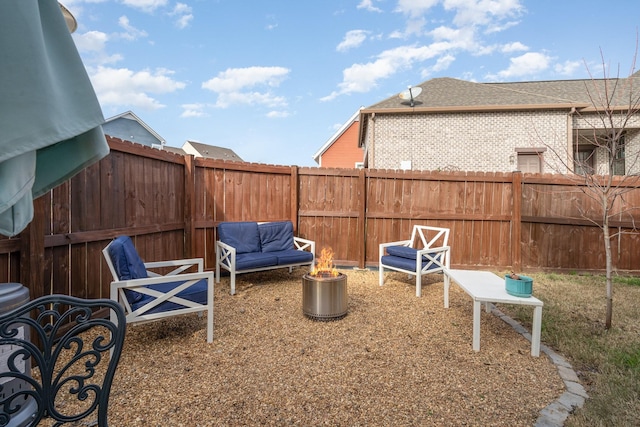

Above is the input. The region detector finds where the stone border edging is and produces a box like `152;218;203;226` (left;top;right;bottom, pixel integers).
490;306;588;427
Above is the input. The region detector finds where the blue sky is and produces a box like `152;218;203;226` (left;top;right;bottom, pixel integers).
64;0;640;167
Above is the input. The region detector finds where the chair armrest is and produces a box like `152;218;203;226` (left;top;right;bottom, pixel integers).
110;271;213;290
416;245;450;255
144;258;204;276
417;245;451;268
216;240;236;268
379;239;412;256
294;237;315;254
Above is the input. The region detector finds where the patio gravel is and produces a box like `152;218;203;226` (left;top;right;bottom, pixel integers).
103;267;566;426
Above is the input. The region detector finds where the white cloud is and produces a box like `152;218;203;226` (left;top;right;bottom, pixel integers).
357;0;383;12
443;0;525;28
501;41;528;53
202;66;290;109
170;3;193;29
73;30;123;65
74;30;109;52
555;60;582;76
494;52;551;79
117;16;148;41
266;110;290;118
337;30;369;52
180;103;209;118
89;66;186;110
120;0;168;13
322;44;439;100
395;0;439;18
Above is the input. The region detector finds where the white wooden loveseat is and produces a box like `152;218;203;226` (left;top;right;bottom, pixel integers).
216;221;315;295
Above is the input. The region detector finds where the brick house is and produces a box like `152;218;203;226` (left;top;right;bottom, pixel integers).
358;75;640;174
313;109;365;168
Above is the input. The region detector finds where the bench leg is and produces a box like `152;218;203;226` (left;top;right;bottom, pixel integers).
379;265;384;287
472;300;481;351
443;274;450;308
531;306;542;357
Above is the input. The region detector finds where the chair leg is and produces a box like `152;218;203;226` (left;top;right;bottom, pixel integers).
379;264;384;286
416;273;422;297
230;271;236;295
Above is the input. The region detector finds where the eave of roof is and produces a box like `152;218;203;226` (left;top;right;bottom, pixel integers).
312;108;361;163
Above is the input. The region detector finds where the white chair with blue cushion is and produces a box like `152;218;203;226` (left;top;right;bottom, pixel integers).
103;236;214;342
379;225;451;297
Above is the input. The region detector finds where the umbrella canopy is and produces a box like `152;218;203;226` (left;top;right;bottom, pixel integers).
0;1;109;237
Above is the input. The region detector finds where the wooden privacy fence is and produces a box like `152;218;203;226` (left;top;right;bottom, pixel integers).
1;138;639;301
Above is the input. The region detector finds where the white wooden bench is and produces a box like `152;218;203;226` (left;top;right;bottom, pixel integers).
444;269;543;357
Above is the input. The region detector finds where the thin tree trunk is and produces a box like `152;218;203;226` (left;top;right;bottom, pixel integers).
603;200;613;329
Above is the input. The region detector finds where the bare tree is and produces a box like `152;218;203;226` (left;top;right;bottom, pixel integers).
542;50;640;329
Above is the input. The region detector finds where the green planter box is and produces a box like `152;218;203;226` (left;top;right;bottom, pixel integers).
504;275;533;297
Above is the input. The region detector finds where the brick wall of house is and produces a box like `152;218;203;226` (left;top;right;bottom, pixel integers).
320;121;364;168
366;110;570;173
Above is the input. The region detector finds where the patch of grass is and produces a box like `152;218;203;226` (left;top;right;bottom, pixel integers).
496;272;640;427
614;275;640;287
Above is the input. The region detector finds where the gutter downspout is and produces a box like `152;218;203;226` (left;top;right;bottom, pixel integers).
369;113;375;169
568;107;576;173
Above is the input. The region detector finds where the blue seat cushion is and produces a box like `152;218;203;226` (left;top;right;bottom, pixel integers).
107;236;148;303
235;252;278;271
259;221;294;252
218;222;261;254
270;249;313;265
381;254;443;272
129;278;209;314
385;245;419;259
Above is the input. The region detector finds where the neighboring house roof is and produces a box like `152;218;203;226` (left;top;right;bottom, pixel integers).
160;145;187;155
360;75;640;146
182;140;244;161
313;109;361;164
103;111;166;147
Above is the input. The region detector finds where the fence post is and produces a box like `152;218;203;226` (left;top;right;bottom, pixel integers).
358;168;366;269
184;154;195;258
290;166;299;232
511;171;522;272
19;196;46;299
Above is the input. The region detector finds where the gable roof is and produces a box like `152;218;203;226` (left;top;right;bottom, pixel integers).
103;110;166;145
312;108;361;164
182;140;244;161
365;76;640;112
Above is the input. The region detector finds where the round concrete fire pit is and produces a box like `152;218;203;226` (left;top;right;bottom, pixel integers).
302;273;348;320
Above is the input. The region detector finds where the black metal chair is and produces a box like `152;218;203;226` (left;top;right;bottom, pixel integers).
0;294;126;427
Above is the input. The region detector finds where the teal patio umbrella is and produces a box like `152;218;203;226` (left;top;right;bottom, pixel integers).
0;1;110;236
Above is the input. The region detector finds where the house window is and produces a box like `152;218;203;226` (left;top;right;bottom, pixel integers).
574;131;625;175
574;148;595;175
612;136;625;176
517;153;541;173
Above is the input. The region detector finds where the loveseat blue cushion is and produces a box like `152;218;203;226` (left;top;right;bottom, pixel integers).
381;254;443;272
259;221;294;252
107;236;148;303
218;221;261;254
270;249;313;265
235;252;278;270
129;278;209;314
385;245;419;259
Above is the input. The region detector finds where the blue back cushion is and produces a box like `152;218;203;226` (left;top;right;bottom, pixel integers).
107;236;148;303
107;236;148;280
218;222;261;254
259;221;294;252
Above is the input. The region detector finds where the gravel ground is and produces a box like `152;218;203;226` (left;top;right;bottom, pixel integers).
100;267;563;426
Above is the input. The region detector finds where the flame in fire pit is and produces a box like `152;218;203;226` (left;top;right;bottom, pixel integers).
310;247;338;278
